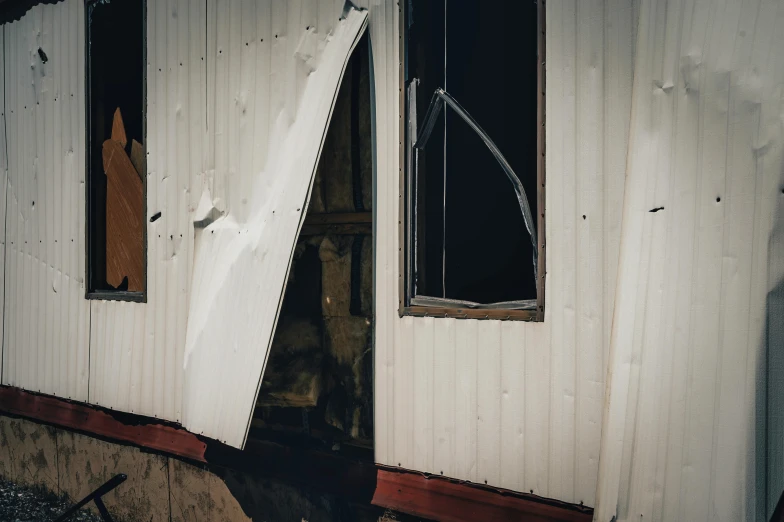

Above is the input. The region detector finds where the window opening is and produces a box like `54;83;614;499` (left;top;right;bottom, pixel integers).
404;0;543;316
86;0;146;298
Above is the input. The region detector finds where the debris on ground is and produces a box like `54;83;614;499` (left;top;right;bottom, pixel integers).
0;479;102;522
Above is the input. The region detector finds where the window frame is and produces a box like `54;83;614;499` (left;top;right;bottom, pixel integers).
398;0;545;322
84;0;148;302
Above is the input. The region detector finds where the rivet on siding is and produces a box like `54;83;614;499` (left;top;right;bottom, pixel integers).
716;196;721;202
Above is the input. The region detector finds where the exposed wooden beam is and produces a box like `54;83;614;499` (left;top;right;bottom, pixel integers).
300;212;372;236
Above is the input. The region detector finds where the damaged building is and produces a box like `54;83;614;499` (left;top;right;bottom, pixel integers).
0;0;783;521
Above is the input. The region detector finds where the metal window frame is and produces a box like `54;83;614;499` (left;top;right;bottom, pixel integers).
84;0;148;302
398;0;546;322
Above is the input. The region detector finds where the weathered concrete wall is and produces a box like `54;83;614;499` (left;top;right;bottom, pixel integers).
0;415;394;522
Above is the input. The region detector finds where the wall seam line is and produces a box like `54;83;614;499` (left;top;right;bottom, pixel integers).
1;24;9;384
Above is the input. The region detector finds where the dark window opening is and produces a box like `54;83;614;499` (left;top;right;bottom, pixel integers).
86;0;146;298
404;0;542;316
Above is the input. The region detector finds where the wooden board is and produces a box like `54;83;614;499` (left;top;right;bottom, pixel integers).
111;108;128;147
130;139;145;180
373;467;593;522
103;139;144;291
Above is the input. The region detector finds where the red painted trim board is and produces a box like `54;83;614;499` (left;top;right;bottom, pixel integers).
0;386;207;462
373;467;592;522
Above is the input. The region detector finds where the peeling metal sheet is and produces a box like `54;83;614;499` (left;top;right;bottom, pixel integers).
182;6;368;448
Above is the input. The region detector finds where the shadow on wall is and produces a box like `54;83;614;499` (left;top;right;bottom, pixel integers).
763;186;784;520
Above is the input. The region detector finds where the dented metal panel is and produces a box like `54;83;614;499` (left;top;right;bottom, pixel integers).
373;0;636;506
1;0;90;401
595;1;784;520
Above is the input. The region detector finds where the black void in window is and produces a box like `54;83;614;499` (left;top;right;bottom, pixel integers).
86;0;146;298
406;0;539;307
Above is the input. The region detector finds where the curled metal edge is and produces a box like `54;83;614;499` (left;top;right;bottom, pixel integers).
414;88;539;281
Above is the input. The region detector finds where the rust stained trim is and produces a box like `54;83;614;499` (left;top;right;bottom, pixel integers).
372;467;593;522
0;386;207;462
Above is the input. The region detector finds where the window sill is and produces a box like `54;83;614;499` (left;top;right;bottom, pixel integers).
400;306;541;322
86;291;146;303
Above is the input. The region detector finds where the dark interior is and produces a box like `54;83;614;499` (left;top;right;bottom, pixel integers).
408;0;539;304
87;0;145;293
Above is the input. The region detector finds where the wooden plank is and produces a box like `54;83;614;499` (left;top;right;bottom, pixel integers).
129;139;145;180
373;467;593;522
0;386;206;462
103;138;144;291
111;108;127;148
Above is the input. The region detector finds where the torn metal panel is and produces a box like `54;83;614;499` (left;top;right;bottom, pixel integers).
182;6;368;448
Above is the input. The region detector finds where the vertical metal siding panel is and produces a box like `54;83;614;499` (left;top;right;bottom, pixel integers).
392;317;415;470
755;4;784;517
2;23;12;385
412;317;434;472
0;26;5;381
596;1;784;520
543;0;567;500
499;321;524;493
559;0;578;503
525;322;551;497
476;320;501;488
603;0;634;378
452;318;478;483
433;317;456;478
74;0;88;402
706;5;760;520
575;0;604;507
2;0;88;401
370;0;397;468
680;6;730;518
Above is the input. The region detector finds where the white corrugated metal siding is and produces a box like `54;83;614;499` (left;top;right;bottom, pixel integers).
373;0;637;506
0;26;6;380
1;0;89;401
595;1;784;520
88;0;208;423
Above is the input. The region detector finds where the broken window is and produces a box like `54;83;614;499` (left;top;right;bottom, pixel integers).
86;0;146;298
403;0;544;320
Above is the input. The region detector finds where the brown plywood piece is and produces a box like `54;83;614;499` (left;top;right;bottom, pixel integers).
111;108;127;148
130;139;145;180
103;139;144;291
